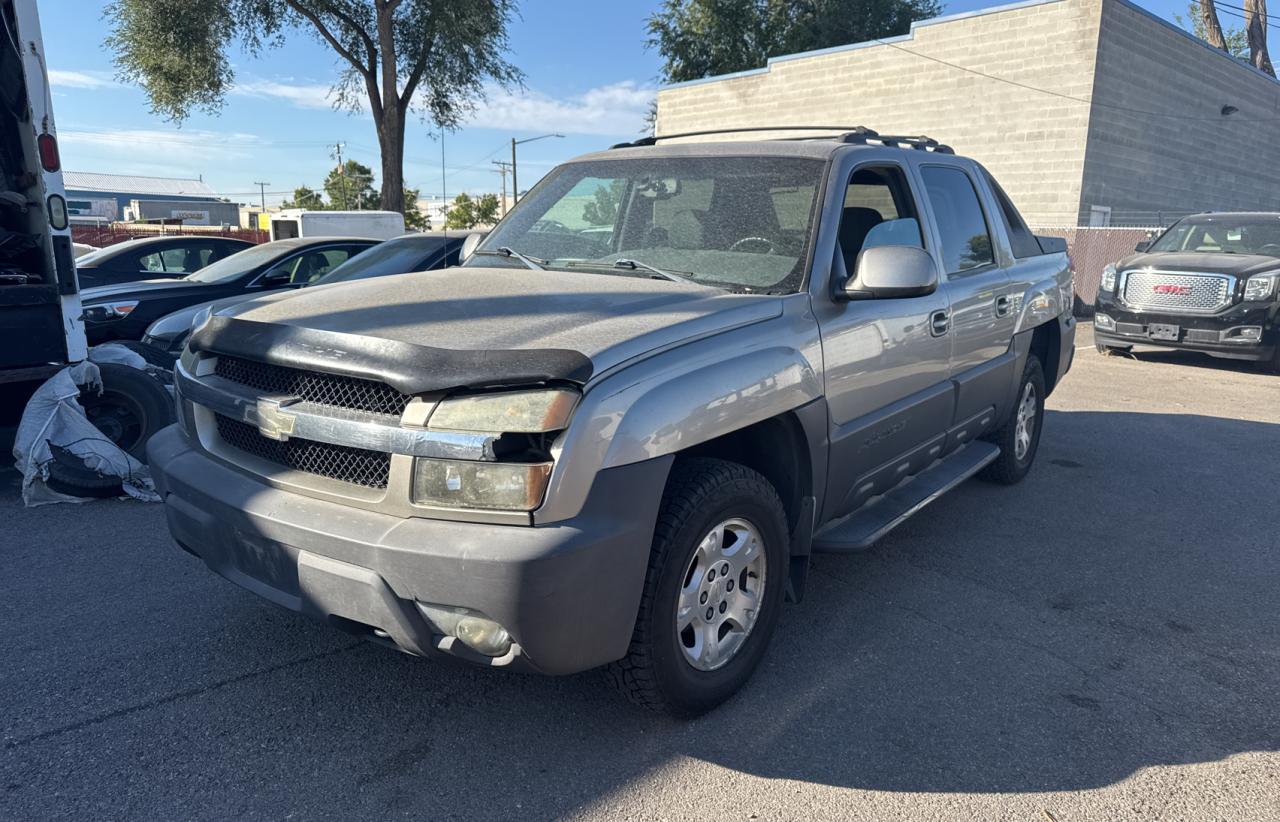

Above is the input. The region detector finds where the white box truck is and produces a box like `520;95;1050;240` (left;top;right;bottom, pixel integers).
269;209;405;241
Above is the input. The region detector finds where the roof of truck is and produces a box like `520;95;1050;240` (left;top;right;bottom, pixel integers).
585;126;956;162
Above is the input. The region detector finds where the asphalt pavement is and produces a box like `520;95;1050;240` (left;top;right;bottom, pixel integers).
2;323;1278;821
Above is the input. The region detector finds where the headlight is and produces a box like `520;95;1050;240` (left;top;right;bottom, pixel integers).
1244;273;1278;301
412;459;552;510
427;389;578;433
189;305;214;335
83;300;139;323
1100;263;1118;293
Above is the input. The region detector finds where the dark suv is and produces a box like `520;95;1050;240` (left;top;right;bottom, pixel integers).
1094;212;1280;372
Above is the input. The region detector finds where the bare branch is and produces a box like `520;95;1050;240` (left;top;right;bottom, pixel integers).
282;0;370;79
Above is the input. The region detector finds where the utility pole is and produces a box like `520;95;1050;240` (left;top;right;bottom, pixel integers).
332;142;348;210
492;160;512;216
440;126;447;228
253;181;270;210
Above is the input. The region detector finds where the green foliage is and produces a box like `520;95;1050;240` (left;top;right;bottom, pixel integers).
1175;3;1249;59
582;180;626;226
474;193;501;226
445;193;477;230
647;0;944;83
281;185;322;209
403;188;430;231
323;160;378;211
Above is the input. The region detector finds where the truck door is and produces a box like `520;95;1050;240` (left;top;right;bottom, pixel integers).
814;160;954;523
917;162;1016;429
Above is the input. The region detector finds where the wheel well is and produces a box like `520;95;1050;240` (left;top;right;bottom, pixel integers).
677;412;812;534
1031;320;1062;396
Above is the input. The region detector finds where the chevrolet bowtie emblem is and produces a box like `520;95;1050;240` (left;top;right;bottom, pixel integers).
252;397;299;441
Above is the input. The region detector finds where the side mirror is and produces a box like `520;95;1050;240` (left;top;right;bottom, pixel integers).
1134;241;1151;253
460;232;482;262
257;267;293;287
837;245;939;301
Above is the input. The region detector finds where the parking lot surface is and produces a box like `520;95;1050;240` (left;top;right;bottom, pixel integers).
3;323;1278;821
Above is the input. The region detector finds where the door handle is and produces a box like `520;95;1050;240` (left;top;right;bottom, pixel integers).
929;309;950;337
995;295;1012;317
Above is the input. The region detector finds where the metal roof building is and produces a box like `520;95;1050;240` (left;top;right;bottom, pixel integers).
63;171;222;223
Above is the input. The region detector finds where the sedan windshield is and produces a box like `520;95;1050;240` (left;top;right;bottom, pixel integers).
185;242;287;283
1149;215;1280;256
465;156;825;292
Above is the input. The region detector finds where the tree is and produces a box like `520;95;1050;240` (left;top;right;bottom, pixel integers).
474;193;501;226
1176;2;1248;59
445;193;477;229
324;160;378;210
402;187;430;230
1245;0;1275;76
281;185;323;209
647;0;943;83
582;180;626;226
105;0;522;213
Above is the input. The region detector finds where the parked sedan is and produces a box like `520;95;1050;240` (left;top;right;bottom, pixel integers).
74;235;254;288
80;236;380;345
140;231;481;356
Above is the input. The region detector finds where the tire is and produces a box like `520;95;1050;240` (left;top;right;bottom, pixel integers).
980;354;1046;485
78;362;174;463
605;458;788;717
44;444;124;499
1270;345;1280;376
1095;342;1131;355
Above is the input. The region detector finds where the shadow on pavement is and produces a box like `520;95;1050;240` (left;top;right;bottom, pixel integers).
3;410;1278;820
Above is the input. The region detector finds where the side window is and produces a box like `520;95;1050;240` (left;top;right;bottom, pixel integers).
836;165;924;273
920;166;994;275
983;171;1041;259
138;252;166;272
289;248;356;283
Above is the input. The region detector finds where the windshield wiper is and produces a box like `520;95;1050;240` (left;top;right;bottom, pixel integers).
474;246;547;271
565;257;699;285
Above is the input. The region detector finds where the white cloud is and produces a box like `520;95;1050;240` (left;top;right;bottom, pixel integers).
59;128;262;168
48;69;117;90
232;79;336;110
465;81;656;136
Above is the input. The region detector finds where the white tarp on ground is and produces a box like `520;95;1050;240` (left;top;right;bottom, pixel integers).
12;344;159;506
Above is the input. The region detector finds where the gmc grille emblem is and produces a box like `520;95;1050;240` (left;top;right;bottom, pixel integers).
1152;284;1192;296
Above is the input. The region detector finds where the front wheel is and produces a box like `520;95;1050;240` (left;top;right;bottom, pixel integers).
980;354;1046;485
79;362;174;463
606;458;787;717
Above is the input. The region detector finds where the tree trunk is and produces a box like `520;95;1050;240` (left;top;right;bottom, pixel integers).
1200;0;1230;51
1246;0;1276;76
378;105;406;213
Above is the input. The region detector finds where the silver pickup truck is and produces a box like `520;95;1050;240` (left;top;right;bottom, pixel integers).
149;128;1075;716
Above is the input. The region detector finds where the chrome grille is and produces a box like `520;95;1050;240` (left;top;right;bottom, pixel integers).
214;356;410;418
1121;271;1231;313
215;414;391;489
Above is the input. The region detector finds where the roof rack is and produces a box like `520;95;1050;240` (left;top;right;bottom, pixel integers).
610;125;953;153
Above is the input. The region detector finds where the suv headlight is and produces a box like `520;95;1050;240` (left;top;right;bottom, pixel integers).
1100;263;1118;293
83;300;139;323
1244;273;1278;301
411;389;579;511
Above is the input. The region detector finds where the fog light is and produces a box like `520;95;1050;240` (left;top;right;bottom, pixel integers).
1094;313;1115;331
455;617;512;657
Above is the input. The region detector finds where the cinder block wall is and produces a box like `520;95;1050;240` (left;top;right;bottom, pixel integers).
1077;0;1280;225
655;0;1105;226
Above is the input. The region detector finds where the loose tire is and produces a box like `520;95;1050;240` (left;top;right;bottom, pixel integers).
980;354;1046;485
606;458;788;717
45;444;124;499
79;362;174;463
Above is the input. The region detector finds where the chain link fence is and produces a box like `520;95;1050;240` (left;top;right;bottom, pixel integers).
72;223;268;250
1031;226;1159;316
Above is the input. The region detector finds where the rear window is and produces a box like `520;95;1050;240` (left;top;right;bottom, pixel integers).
983;171;1041;259
921;166;994;275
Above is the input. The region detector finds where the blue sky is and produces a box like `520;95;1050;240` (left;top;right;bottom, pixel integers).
40;0;1194;207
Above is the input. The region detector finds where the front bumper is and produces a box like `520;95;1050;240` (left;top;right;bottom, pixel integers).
1093;293;1278;361
147;425;671;675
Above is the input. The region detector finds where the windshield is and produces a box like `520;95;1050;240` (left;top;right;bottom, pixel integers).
185;242;288;283
1149;215;1280;256
466;156;825;292
314;237;450;285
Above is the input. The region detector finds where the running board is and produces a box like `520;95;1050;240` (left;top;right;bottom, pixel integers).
812;441;1000;552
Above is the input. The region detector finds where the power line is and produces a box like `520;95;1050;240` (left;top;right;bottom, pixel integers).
872;36;1280;123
